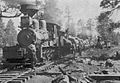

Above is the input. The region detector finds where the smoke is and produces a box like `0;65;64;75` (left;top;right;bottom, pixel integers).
44;0;62;24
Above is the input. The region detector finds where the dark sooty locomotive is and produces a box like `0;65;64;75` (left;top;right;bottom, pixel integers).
2;4;63;68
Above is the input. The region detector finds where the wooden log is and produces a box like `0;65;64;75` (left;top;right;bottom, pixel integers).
58;66;77;82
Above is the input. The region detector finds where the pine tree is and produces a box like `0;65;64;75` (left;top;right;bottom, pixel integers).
0;18;6;47
5;19;17;46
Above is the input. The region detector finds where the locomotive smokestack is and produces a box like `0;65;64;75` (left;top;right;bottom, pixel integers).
20;4;39;17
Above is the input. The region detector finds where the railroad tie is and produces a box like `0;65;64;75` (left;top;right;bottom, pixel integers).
22;73;34;78
7;80;23;83
13;78;27;83
18;76;30;80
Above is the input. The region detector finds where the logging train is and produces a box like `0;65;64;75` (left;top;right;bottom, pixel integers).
1;3;78;68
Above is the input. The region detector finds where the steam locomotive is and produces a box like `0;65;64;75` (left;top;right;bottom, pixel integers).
0;2;80;69
2;4;64;68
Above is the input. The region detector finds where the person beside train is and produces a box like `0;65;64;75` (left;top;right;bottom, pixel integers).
59;29;72;57
68;35;77;55
75;37;83;56
63;33;73;55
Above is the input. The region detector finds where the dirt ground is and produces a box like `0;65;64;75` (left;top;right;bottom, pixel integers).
26;53;101;83
26;76;53;83
25;50;120;83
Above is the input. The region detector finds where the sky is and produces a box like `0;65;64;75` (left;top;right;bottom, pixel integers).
58;0;102;22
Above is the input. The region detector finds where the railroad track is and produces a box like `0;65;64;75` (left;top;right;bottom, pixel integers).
0;53;90;83
0;60;62;83
0;68;34;83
